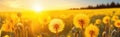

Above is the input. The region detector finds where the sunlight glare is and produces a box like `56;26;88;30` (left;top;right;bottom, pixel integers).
31;3;43;12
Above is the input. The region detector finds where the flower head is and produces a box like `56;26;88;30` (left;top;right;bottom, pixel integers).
49;18;65;33
114;20;120;28
4;35;9;37
95;19;101;24
103;16;110;24
112;15;119;21
85;24;99;37
39;15;51;25
73;14;90;29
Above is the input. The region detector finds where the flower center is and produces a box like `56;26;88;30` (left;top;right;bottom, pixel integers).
89;30;95;37
78;19;85;28
54;24;59;31
17;13;22;17
43;19;47;22
105;19;109;23
117;23;120;26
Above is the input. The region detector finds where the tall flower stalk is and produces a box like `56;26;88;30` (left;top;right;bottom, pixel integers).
102;16;110;37
49;18;65;37
73;14;90;37
85;24;99;37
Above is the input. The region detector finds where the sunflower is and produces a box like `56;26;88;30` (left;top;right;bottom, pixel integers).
49;18;65;33
103;16;110;24
85;24;99;37
112;15;119;21
114;20;120;28
95;19;101;25
73;14;90;29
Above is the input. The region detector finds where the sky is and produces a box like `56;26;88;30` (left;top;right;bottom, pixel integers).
0;0;120;11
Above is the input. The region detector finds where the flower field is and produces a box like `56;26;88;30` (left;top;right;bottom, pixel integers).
0;8;120;37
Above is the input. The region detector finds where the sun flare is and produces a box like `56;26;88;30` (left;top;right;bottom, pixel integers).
31;3;43;12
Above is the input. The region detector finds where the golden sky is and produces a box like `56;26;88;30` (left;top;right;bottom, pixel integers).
0;0;78;11
0;0;119;11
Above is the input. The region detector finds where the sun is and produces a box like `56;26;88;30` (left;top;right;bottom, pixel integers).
31;3;43;12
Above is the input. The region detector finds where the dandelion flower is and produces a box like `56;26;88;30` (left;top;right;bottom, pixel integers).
112;15;119;21
103;16;110;24
85;24;99;37
49;18;65;33
114;20;120;28
95;19;101;24
39;15;51;25
73;14;90;29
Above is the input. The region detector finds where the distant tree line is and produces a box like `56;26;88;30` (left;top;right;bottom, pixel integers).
69;2;120;10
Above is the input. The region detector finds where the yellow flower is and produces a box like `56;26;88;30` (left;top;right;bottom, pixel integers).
49;18;65;33
67;35;71;37
95;19;101;24
85;24;99;37
73;14;90;29
112;15;119;21
1;19;14;32
114;20;120;28
103;16;110;24
3;35;9;37
38;15;51;25
1;24;8;32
